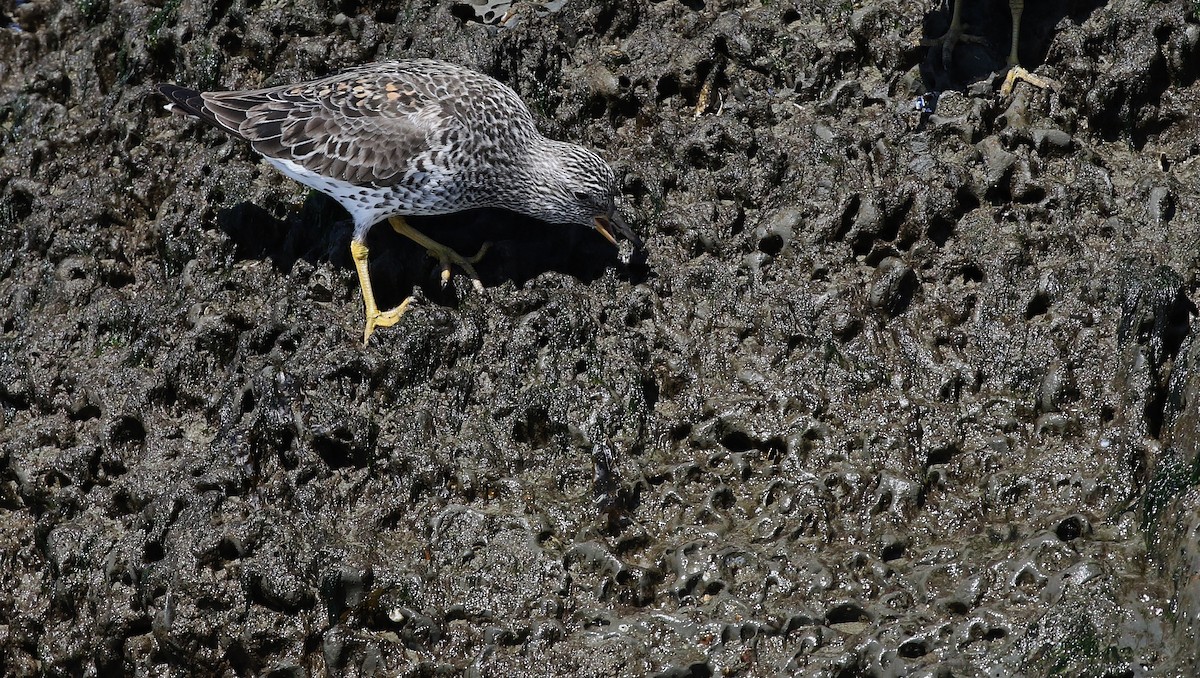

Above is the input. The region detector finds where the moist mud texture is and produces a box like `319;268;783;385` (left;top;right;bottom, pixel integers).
2;0;1200;675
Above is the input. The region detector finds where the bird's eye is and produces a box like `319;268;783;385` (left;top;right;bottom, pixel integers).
573;190;591;203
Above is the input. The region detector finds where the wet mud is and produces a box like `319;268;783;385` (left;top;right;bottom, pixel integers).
3;0;1200;675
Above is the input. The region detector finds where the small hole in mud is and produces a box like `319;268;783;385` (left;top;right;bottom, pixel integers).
826;602;869;624
881;542;905;561
1055;516;1084;541
959;264;984;283
109;415;146;449
955;185;980;212
218;537;241;560
927;445;957;465
898;639;927;658
759;233;784;255
586;95;608;119
144;540;165;563
656;74;680;100
3;188;34;223
70;404;101;422
928;217;954;246
729;209;745;234
720;431;754;452
109;488;137;516
942;599;969;615
448;3;476;22
1014;568;1038;587
710;486;734;509
642;377;659;408
836;194;860;242
1025;293;1050;319
513;408;554;447
313;434;359;469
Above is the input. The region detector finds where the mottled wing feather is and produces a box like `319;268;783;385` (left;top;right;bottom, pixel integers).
198;69;455;187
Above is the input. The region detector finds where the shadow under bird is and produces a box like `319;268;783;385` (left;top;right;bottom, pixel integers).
922;0;1053;94
156;59;640;343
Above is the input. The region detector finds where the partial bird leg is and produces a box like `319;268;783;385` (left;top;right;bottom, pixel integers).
1006;0;1024;67
921;0;986;65
351;239;414;345
388;216;488;291
1000;0;1055;95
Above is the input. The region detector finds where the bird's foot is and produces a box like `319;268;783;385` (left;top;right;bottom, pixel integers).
388;216;487;292
363;296;414;345
1000;64;1057;96
429;241;489;292
351;238;417;345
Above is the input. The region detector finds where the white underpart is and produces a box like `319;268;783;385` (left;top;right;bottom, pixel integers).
263;156;394;240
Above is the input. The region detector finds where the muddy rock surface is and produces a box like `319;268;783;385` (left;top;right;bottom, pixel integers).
3;0;1200;675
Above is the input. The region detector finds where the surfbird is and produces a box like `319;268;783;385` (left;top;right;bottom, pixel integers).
156;59;640;343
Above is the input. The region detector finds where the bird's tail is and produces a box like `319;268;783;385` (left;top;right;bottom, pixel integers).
156;84;205;115
156;84;230;134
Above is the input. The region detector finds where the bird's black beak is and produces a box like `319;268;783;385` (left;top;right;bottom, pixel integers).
594;213;643;249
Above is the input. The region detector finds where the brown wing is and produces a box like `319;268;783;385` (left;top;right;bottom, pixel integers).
159;64;459;187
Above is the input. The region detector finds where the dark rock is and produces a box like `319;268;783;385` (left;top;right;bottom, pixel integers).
1;0;1197;674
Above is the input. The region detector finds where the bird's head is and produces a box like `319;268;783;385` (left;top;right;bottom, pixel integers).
535;142;642;248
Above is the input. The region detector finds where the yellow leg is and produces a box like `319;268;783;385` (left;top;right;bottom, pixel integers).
388;216;488;292
351;240;414;345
